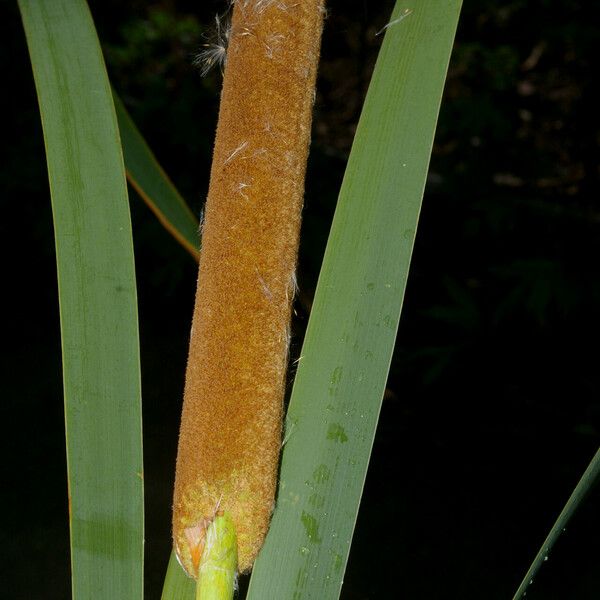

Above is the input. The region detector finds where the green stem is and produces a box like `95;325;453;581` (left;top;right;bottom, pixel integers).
196;513;238;600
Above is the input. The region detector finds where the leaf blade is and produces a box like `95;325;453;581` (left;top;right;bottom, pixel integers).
247;1;462;597
162;551;196;600
512;447;600;600
113;90;201;260
18;1;144;597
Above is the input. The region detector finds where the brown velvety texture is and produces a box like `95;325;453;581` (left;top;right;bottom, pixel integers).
173;0;325;577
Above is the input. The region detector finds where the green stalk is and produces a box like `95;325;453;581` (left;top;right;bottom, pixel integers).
196;513;238;600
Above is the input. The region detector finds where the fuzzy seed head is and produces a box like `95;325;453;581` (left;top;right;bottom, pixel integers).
174;0;325;577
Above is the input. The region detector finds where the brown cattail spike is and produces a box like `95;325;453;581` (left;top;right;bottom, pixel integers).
173;0;325;577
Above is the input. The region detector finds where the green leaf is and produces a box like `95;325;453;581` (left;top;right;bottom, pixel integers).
113;90;201;260
162;552;196;599
18;1;144;598
246;1;462;598
512;448;600;600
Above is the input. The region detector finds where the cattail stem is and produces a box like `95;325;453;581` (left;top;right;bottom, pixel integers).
196;513;237;600
173;0;325;578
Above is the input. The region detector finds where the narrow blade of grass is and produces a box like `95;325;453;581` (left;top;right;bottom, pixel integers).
18;1;144;598
113;90;201;260
247;1;462;598
162;551;196;599
512;447;600;600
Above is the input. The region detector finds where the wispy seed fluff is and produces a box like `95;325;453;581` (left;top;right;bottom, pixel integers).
193;13;230;77
173;0;325;578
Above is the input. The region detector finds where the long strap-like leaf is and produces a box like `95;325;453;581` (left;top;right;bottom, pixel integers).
19;1;144;598
113;91;201;260
246;1;462;598
512;447;600;600
162;552;196;599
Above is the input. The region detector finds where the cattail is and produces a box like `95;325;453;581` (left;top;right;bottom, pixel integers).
173;0;325;578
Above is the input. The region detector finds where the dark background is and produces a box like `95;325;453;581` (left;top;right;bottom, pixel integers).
2;0;599;598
